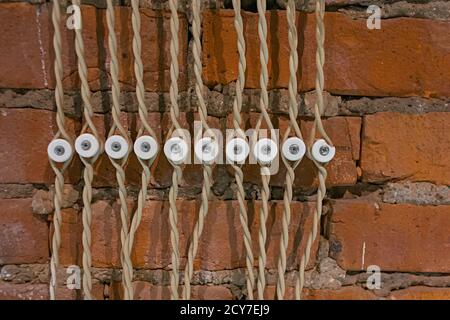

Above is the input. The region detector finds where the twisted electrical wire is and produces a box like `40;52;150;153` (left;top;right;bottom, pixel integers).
168;0;182;300
255;0;275;300
231;0;255;300
49;0;73;300
106;0;132;299
182;0;216;300
72;0;102;300
295;0;333;300
121;0;159;300
276;0;303;300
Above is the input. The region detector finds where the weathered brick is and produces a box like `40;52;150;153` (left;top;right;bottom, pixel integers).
330;199;450;273
88;200;318;271
0;3;49;90
110;281;233;300
225;113;360;189
0;199;49;264
361;112;450;185
0;280;100;300
58;208;82;266
0;3;188;91
389;286;450;300
264;285;377;300
0;283;48;300
0;108;80;184
32;185;79;215
303;286;377;300
203;10;450;98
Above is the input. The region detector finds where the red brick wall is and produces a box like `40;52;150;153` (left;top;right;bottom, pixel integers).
1;0;450;300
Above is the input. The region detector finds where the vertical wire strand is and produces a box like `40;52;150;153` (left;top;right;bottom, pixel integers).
49;0;73;300
182;0;216;300
106;0;132;300
256;0;275;300
295;0;333;300
276;0;303;300
231;0;255;300
168;0;182;300
72;0;102;300
123;0;159;300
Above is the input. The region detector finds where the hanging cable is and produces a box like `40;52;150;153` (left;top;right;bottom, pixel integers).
121;0;160;300
295;0;334;300
105;0;133;300
72;0;102;300
255;0;276;300
229;0;255;300
166;0;183;300
182;0;217;300
276;0;305;300
48;0;74;300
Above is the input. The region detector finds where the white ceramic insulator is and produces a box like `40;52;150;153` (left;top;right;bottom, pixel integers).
164;137;189;165
75;133;100;158
311;138;336;163
105;135;129;160
226;138;249;164
134;135;158;160
194;137;219;164
282;137;306;162
253;138;278;165
47;139;72;163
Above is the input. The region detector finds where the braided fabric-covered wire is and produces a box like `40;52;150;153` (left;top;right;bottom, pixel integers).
49;0;73;300
168;0;183;300
255;0;275;300
182;0;216;300
118;0;161;300
72;0;102;300
295;0;333;300
276;0;304;300
106;0;133;299
230;0;255;300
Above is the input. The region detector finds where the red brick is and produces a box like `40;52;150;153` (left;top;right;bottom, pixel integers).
59;208;82;266
0;108;80;184
203;10;450;98
54;282;104;300
0;3;188;92
54;286;78;300
0;283;49;300
0;3;48;90
0;199;49;264
330;199;450;273
88;200;318;271
225;113;360;189
389;286;450;300
92;282;105;300
264;285;377;300
303;287;377;300
361;112;450;185
111;281;233;300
